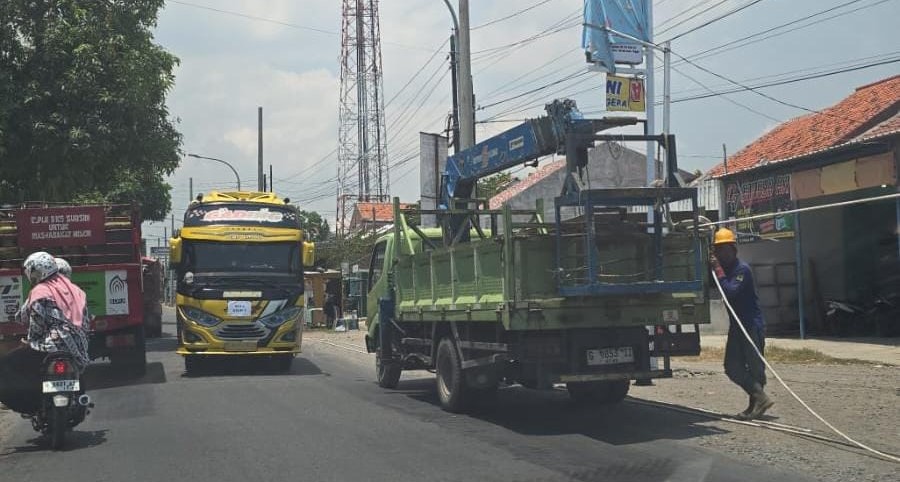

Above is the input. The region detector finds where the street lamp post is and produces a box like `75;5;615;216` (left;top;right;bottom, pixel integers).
186;153;242;191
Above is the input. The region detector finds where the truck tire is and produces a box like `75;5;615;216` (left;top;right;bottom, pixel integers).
376;352;401;389
112;327;147;377
184;355;200;375
566;380;630;405
273;355;294;373
435;337;469;413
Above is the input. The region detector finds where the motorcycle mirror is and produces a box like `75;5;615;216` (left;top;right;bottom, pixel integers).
184;271;194;285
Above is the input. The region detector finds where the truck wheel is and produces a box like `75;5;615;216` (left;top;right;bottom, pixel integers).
376;352;401;389
184;355;200;375
567;380;630;404
435;337;469;413
274;355;293;373
112;328;147;377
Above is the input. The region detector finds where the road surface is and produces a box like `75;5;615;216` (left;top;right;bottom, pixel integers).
0;313;813;482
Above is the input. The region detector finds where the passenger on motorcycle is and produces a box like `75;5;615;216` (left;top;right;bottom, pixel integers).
18;252;90;372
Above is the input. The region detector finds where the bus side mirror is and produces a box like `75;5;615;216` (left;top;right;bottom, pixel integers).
303;241;316;267
169;237;182;269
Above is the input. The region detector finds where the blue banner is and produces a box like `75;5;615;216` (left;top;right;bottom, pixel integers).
582;0;650;72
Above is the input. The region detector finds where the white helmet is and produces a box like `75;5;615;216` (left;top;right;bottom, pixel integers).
55;258;72;278
23;251;59;284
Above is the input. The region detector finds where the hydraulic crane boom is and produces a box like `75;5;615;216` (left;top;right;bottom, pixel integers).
439;100;636;210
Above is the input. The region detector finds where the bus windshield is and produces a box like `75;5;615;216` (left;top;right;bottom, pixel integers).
184;241;301;276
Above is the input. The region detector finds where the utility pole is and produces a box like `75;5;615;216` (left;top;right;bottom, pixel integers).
189;177;193;201
269;165;273;192
163;227;167;243
457;0;474;149
449;35;460;152
645;4;655;188
258;106;264;192
171;214;175;234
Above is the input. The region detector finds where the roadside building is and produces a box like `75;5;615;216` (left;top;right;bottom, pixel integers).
349;201;413;234
489;142;715;219
707;75;900;336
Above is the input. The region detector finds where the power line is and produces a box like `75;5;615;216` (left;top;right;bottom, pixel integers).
476;69;589;111
384;38;449;109
471;0;556;30
671;47;874;124
662;0;893;70
166;0;432;52
655;0;727;34
665;0;770;41
668;49;900;97
471;10;580;57
669;63;782;123
668;56;900;104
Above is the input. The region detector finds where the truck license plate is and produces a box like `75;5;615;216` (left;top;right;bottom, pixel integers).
42;380;80;393
586;346;634;366
224;341;258;352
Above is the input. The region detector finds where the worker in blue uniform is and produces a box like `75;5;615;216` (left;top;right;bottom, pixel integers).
710;228;774;420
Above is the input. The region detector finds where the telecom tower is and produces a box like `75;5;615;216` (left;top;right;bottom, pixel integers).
337;0;389;237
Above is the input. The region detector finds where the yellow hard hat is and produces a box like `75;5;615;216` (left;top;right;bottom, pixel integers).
713;228;737;246
713;227;737;245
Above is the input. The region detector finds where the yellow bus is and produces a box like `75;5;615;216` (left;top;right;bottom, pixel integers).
169;191;314;373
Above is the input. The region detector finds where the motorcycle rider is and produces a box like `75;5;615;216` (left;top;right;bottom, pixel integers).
55;257;73;279
0;252;90;414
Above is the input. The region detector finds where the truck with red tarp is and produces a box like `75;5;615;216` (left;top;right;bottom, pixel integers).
0;203;147;375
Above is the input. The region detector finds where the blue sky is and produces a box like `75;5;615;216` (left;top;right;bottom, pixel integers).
142;0;900;242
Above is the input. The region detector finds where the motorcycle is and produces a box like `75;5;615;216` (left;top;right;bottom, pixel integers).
824;299;864;337
26;352;93;450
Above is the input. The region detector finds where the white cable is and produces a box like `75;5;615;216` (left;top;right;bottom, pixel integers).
711;271;900;463
702;192;900;227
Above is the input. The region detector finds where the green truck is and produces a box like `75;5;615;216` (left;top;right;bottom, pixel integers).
365;101;710;412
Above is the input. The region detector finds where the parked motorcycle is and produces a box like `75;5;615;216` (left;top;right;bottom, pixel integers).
824;299;864;337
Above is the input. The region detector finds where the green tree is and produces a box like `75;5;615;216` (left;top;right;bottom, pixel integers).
298;210;330;242
0;0;181;220
477;172;519;201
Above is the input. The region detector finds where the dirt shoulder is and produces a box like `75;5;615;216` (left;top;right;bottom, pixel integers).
305;328;899;482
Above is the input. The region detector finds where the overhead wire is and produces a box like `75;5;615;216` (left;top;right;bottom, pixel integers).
166;0;434;52
664;0;894;67
664;0;770;41
471;0;556;30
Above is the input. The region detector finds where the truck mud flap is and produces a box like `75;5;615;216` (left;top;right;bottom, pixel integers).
651;328;701;356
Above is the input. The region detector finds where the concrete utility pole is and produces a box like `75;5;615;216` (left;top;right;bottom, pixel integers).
269;165;273;192
457;0;475;149
258;106;264;192
189;177;193;201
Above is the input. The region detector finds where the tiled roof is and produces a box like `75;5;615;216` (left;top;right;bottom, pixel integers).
354;202;411;222
708;75;900;178
488;158;566;209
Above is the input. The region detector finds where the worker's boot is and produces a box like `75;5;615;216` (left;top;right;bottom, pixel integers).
735;393;755;420
748;384;774;419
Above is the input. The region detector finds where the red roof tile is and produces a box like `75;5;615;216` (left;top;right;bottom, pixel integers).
708;75;900;178
354;202;412;222
489;158;566;209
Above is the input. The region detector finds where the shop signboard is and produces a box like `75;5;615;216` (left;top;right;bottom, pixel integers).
724;174;794;242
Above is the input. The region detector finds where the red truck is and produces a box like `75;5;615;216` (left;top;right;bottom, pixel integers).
0;203;147;375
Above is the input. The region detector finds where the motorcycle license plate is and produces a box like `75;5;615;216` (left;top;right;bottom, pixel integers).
42;380;80;393
586;346;635;366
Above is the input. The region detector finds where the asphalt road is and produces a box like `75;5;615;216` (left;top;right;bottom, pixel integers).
0;315;814;482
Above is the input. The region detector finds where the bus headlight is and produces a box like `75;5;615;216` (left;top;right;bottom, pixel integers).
181;306;223;327
259;307;302;329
